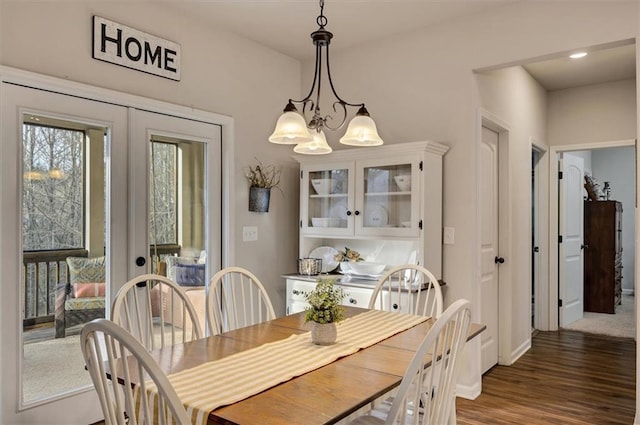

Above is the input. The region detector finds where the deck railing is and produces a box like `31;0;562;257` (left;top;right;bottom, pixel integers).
22;245;181;328
22;249;87;327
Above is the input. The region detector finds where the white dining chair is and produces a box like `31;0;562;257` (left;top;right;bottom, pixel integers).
111;273;203;351
80;318;191;425
206;266;276;335
368;265;443;318
349;299;472;425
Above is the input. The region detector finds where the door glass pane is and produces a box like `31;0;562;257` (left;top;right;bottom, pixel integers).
22;114;107;402
363;163;412;228
308;168;348;229
150;136;207;320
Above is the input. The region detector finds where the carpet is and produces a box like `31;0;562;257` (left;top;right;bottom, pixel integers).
564;294;635;339
22;323;187;402
23;333;93;402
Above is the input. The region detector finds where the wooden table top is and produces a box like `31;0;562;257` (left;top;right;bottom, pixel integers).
144;307;485;425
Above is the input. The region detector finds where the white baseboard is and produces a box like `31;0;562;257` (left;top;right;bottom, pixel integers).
509;338;531;365
456;381;482;400
622;288;634;296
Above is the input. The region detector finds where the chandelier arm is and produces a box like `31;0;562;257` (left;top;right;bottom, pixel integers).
324;44;365;109
293;42;322;106
321;101;348;131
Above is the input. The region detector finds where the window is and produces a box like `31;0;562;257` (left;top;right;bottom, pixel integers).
149;141;178;246
22;122;85;250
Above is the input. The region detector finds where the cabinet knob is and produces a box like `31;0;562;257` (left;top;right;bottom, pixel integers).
349;298;357;304
292;289;300;295
346;210;352;216
392;303;399;310
354;210;360;216
581;244;588;250
495;256;505;264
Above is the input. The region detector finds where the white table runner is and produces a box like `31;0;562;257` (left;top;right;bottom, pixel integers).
139;309;429;425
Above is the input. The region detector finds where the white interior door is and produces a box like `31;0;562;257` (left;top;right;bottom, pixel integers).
559;153;585;327
128;110;221;332
479;126;499;374
1;83;127;424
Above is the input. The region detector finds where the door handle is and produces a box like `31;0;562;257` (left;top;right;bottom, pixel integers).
495;256;505;264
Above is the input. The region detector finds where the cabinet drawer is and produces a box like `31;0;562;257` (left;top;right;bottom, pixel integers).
340;285;373;309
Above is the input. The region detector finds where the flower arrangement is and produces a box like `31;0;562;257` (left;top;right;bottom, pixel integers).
334;246;363;263
304;277;346;324
245;158;283;192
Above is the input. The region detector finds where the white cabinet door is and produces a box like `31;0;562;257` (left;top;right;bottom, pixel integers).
355;156;421;238
301;162;355;237
300;156;421;238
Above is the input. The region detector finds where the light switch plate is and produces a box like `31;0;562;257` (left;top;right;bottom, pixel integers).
443;227;455;245
243;226;258;242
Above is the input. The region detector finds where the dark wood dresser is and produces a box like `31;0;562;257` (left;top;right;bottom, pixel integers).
583;200;623;313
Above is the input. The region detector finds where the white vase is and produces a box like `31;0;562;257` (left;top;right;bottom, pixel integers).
311;322;337;345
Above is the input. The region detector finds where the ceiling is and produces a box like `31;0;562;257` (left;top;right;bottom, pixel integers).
166;0;515;60
522;43;636;91
165;0;635;91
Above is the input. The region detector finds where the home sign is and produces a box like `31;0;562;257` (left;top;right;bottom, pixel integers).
92;16;181;81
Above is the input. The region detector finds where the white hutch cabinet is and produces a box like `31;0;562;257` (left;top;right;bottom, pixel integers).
285;141;448;315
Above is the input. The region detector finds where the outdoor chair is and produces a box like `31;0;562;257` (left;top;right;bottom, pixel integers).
54;256;106;338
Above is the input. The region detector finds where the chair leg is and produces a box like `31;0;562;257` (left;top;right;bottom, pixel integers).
55;317;65;338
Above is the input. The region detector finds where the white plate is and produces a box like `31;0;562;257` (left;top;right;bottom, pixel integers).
329;201;347;220
339;270;384;280
309;246;339;273
364;204;388;227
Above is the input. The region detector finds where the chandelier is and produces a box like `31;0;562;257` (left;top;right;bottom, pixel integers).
268;0;383;155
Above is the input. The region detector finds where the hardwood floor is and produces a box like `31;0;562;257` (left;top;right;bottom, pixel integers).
457;330;636;425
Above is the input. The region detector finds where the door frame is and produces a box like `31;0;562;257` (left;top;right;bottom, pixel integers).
0;65;234;421
477;108;511;368
547;138;636;330
531;139;550;331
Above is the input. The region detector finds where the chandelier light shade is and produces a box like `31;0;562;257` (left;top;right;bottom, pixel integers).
268;102;313;144
269;0;383;155
294;129;332;155
339;106;383;147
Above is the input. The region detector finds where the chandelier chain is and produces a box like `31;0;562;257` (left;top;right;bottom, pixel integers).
317;0;327;28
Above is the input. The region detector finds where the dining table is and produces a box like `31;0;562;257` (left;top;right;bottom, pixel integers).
132;306;485;425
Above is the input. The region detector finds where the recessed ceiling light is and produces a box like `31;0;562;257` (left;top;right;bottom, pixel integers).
570;52;588;59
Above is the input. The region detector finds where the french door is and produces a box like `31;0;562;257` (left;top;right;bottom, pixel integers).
0;82;221;424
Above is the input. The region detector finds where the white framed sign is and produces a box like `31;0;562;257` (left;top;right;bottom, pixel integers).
92;16;181;81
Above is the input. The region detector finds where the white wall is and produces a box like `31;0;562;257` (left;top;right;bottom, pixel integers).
592;147;636;292
0;2;302;314
548;79;637;144
303;0;638;397
1;2;302;423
